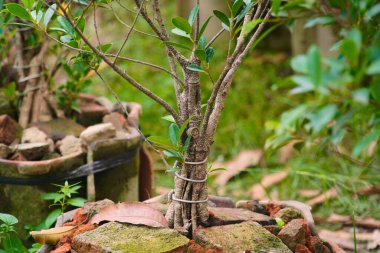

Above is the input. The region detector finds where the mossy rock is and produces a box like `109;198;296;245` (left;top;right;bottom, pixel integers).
194;221;292;253
72;222;189;253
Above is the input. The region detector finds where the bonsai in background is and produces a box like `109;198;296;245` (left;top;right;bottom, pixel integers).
3;0;279;234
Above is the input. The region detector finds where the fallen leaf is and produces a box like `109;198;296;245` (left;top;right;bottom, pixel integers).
214;149;262;194
306;187;338;207
250;170;289;200
297;189;320;198
30;226;76;245
327;213;380;229
319;229;375;251
367;230;380;250
89;202;168;228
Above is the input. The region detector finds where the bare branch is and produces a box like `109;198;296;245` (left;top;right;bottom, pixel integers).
113;0;145;65
57;3;180;123
206;28;225;48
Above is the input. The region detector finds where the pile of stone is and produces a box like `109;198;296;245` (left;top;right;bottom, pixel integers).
0;110;132;162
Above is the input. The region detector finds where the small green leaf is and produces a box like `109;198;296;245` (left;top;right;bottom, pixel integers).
97;43;112;53
308;104;337;134
58;16;75;37
164;150;182;160
163;41;192;51
67;197;86;207
232;0;243;16
208;167;226;173
370;79;380;104
178;117;192;138
213;10;230;27
172;16;192;34
199;16;212;38
43;3;56;27
304;16;334;28
44;209;61;228
42;192;64;201
169;123;180;145
6;3;32;21
188;4;199;26
237;1;254;22
147;136;179;151
171;28;191;38
291;55;308;74
241;19;261;36
162;115;176;123
206;47;214;64
166;167;179;173
0;213;18;225
186;64;206;73
21;0;34;10
367;59;380;75
195;49;206;61
198;35;206;49
272;0;281;14
183;136;191;153
275;217;285;227
60;35;72;43
352;88;369;105
352;129;380;158
307;45;322;87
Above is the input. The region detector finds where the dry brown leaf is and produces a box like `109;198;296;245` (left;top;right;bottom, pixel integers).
89;202;168;228
306;187;338;207
30;226;75;245
319;229;378;251
250;170;289;200
213;149;262;194
327;213;380;229
297;189;321;198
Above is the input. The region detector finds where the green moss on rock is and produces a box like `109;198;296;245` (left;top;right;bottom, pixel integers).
72;222;189;253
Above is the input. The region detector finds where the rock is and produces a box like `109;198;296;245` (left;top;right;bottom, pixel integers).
274;207;303;224
21;127;49;143
72;222;189;253
209;195;235;208
0;114;21;145
264;225;282;235
14;142;50;160
80;123;116;146
77;103;109;127
32;118;85;141
0;144;11;159
307;236;331;253
277;219;309;251
236;200;267;214
194;221;292;253
59;135;84;156
295;244;312;253
103;112;126;130
95;97;114;112
266;202;283;217
115;131;129;139
209;207;276;226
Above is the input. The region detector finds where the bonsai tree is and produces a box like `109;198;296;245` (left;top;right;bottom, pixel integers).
3;0;278;234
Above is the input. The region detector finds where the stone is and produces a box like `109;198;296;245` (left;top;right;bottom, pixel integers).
236;200;267;214
209;195;235;208
32;118;85;141
21;127;49;143
194;221;292;253
115;131;130;139
295;244;312;253
95;97;114;112
209;207;276;226
72;222;189;253
277;219;308;251
77;103;109;127
274;207;303;224
307;236;331;253
14;142;50;160
80;123;116;146
264;225;282;235
0;114;21;145
266;202;283;217
59;135;84;156
0;144;11;159
9;152;27;161
103;112;126;130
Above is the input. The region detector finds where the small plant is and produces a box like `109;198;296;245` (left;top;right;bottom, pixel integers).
0;213;28;253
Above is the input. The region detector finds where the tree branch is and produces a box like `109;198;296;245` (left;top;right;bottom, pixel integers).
57;3;180;123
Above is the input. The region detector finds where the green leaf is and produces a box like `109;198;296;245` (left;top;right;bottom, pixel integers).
5;3;32;21
241;19;261;36
208;167;226;173
186;64;206;73
166;167;179;173
178;117;192;139
67;197;86;207
42;192;64;201
43;3;56;27
290;75;314;94
188;4;199;26
60;35;72;43
21;0;34;10
275;217;285;227
183;136;191;153
169;123;180;145
352;129;380;158
163;41;191;51
199;16;212;38
147;136;178;151
195;49;206;61
206;47;214;64
58;16;75;37
341;39;359;66
370;79;380;104
305;16;334;28
265;134;294;150
308;104;337;134
0;213;18;225
44;209;61;228
172;16;191;34
352;88;369;105
2;234;27;253
291;55;307;74
307;45;322;87
162;115;176;123
367;59;380;75
163;150;182;160
232;0;243;16
97;43;112;53
30;9;43;23
213;10;230;27
272;0;281;14
171;28;190;38
237;1;254;22
198;35;206;49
